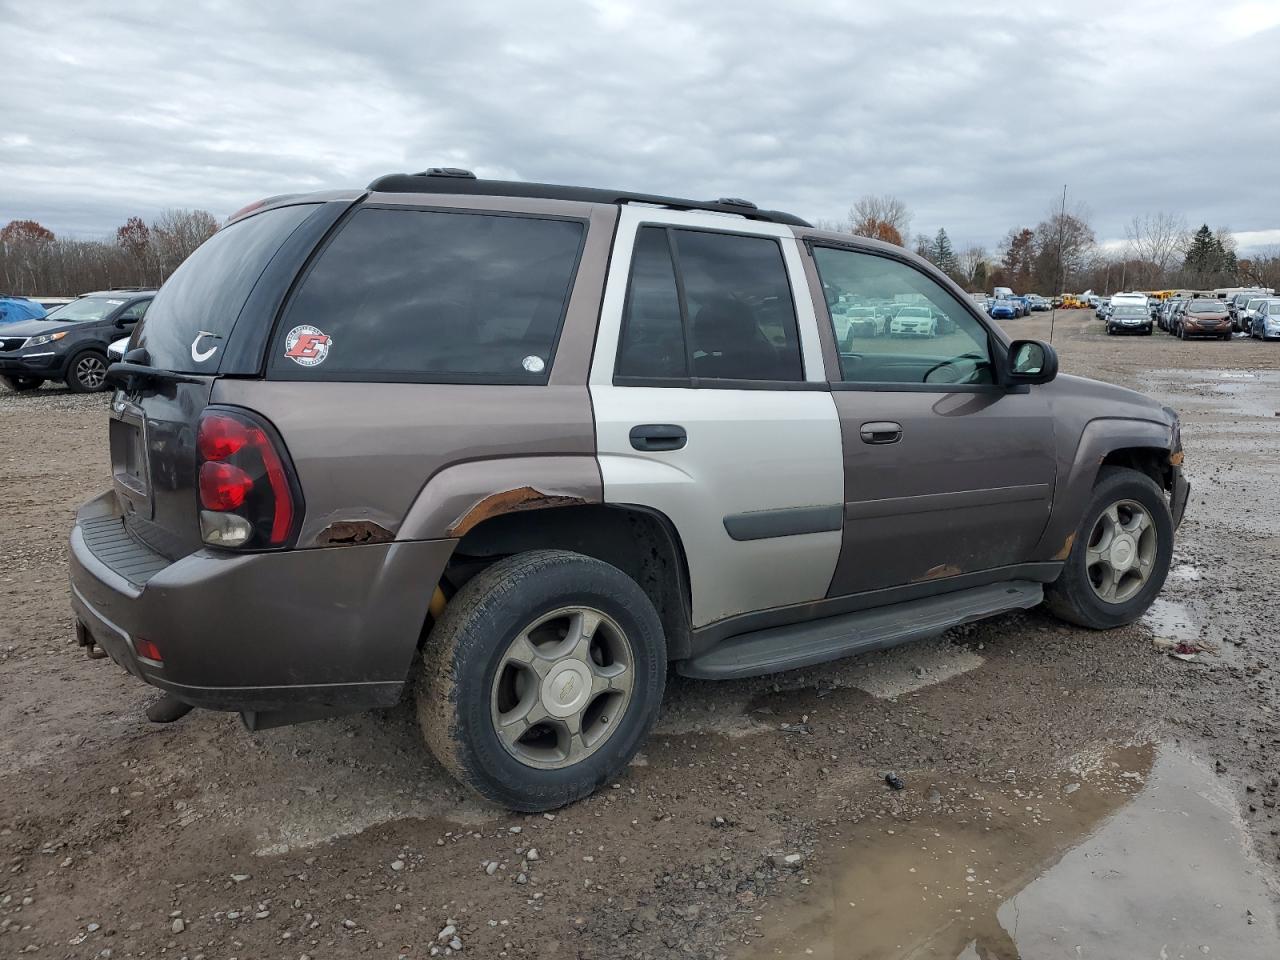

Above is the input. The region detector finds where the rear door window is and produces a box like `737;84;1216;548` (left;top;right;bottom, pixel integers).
135;204;316;372
269;207;585;383
614;226;804;384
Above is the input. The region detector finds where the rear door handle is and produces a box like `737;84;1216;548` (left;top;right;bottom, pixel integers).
630;423;687;452
860;421;902;445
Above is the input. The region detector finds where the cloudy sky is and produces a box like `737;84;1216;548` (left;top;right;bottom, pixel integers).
3;0;1278;254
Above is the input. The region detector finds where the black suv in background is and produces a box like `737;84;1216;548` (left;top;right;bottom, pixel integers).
0;290;154;392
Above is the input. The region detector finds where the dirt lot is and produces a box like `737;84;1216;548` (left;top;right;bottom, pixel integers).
2;308;1279;959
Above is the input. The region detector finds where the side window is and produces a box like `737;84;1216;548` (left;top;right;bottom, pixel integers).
614;227;804;384
616;228;686;379
812;246;995;386
118;300;150;321
270;208;584;383
674;230;803;382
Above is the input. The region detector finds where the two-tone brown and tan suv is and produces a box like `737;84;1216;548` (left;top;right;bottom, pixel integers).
69;170;1189;810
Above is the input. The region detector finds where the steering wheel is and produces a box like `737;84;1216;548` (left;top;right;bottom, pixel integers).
923;351;986;385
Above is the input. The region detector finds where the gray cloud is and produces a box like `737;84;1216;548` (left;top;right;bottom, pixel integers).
2;0;1277;253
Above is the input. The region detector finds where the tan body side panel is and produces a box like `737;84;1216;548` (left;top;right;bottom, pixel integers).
212;381;600;546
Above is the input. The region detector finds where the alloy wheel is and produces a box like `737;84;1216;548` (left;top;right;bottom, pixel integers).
490;606;634;769
1085;499;1157;604
76;355;107;389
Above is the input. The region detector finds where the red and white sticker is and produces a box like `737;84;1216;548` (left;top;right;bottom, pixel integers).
283;325;332;366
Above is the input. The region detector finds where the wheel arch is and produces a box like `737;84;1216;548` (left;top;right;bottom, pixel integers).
444;503;695;661
1033;417;1177;562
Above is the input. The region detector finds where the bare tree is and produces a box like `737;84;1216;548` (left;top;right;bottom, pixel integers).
0;209;220;295
1124;212;1189;286
958;245;989;290
848;195;910;247
152;209;219;276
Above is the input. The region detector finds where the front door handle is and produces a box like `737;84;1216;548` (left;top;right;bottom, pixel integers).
860;421;902;445
630;423;687;452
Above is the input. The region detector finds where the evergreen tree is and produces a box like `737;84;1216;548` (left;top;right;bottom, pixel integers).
932;228;959;277
1182;224;1237;286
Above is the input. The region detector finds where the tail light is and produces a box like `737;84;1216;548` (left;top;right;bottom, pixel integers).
196;408;301;549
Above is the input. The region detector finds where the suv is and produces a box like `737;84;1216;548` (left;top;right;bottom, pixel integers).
68;172;1189;811
0;290;154;392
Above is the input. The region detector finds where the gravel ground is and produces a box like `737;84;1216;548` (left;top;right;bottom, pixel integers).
1;308;1277;958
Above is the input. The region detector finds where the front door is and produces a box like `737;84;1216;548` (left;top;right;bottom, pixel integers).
810;243;1058;596
589;208;844;628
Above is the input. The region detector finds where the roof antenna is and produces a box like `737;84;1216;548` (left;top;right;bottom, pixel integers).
1048;183;1067;346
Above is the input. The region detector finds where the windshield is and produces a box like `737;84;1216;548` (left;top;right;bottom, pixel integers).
1112;306;1146;317
44;297;122;323
1246;299;1267;310
1187;301;1225;313
899;307;931;317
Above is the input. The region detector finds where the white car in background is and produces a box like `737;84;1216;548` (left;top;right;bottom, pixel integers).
107;336;130;360
889;306;938;337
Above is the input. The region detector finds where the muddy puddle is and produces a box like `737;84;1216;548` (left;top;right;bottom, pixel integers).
747;744;1279;959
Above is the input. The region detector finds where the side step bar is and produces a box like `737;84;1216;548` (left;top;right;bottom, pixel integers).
677;580;1044;680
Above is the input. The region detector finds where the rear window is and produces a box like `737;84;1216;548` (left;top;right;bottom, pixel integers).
135;204;316;372
268;207;585;383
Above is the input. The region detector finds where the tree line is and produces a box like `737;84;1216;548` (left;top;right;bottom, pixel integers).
819;196;1280;295
0;210;219;296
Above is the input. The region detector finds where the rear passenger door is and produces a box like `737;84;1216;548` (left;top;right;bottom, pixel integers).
589;208;843;629
808;243;1058;595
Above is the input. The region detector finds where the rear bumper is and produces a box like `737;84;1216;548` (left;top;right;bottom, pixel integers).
69;491;456;715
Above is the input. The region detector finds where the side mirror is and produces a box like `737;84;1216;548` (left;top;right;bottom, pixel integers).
115;316;139;329
1007;339;1058;386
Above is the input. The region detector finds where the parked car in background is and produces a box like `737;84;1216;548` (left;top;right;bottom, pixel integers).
1239;297;1271;337
1177;299;1232;340
1010;294;1031;317
0;296;47;324
888;306;938;337
0;290;155;392
835;305;883;343
34;296;75;312
1106;304;1153;335
1027;295;1050;311
1249;299;1280;340
1158;299;1183;332
989;298;1019;320
1095;298;1111;320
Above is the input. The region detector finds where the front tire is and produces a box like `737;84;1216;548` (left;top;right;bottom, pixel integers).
417;550;667;811
65;350;109;393
1045;466;1174;629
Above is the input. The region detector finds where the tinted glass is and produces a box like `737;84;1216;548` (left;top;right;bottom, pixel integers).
616;227;686;379
813;246;995;386
271;208;583;382
1112;306;1146;317
672;230;803;381
136;204;314;371
1187;300;1225;313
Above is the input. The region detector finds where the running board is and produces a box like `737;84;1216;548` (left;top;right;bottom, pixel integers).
677;580;1044;680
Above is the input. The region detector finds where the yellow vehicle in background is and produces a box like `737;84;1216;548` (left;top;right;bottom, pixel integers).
1060;294;1088;309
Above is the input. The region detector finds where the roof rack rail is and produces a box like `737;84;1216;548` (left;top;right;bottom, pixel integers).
365;172;810;227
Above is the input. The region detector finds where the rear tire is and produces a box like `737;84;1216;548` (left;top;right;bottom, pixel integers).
1;375;44;392
417;549;667;812
1045;466;1174;630
65;350;109;393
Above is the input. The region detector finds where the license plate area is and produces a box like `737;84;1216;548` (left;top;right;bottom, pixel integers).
109;400;152;519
